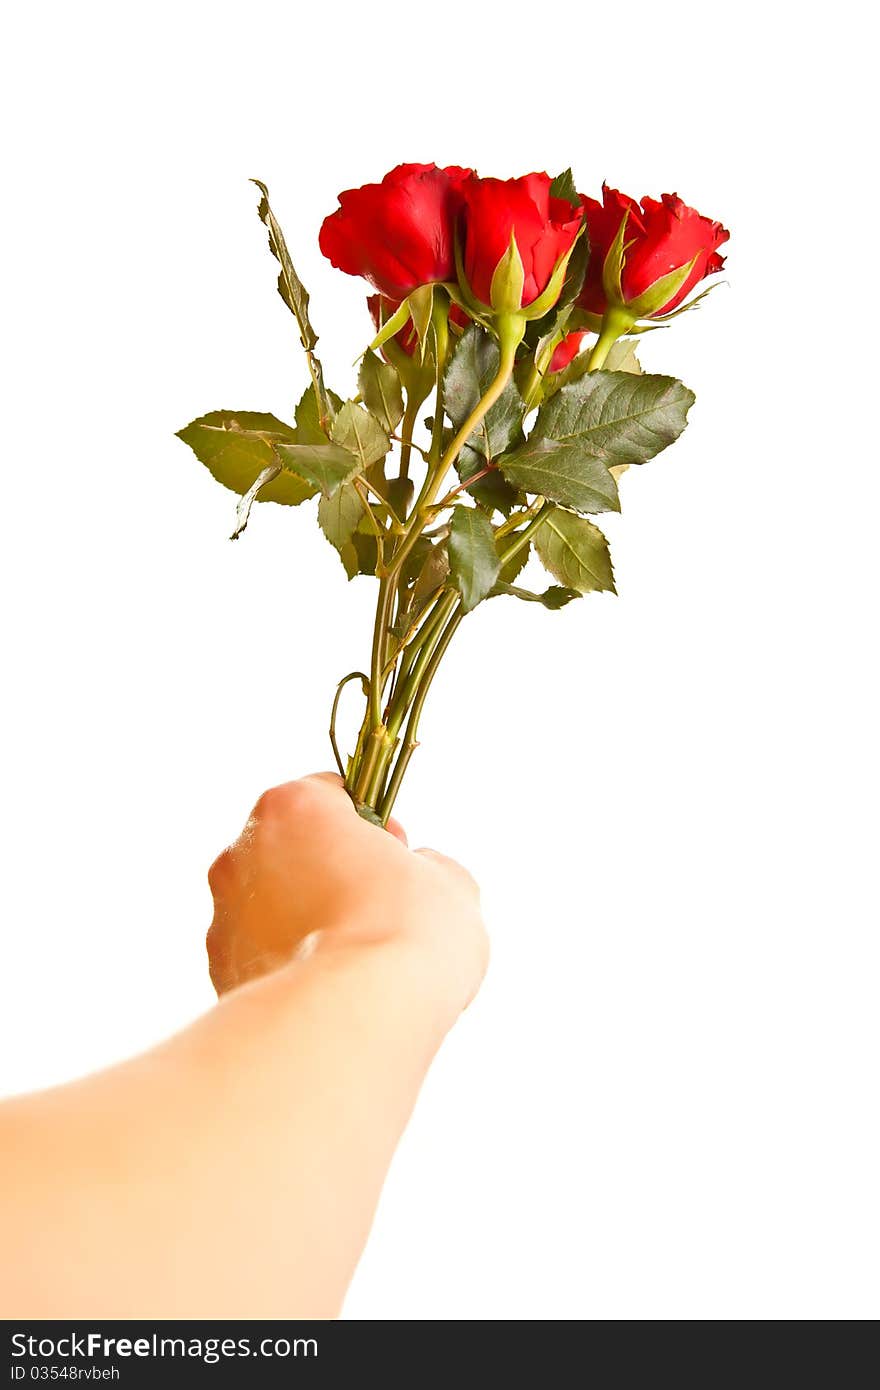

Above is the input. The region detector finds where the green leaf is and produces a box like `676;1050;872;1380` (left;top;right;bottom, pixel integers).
358;351;404;433
464;467;522;517
295;383;343;444
392;541;450;641
500;441;619;516
549;168;580;208
604;339;643;374
330;401;390;470
399;535;436;588
598;345;643;480
537;370;694;466
533;506;616;594
491;580;580;609
385;476;414;520
489;231;526;315
350;530;379;577
176;411;316;505
497;539;529;585
318;481;363;577
501;370;694;513
274;441;362;497
448;506;501;613
407;284;435;359
444;325;525;471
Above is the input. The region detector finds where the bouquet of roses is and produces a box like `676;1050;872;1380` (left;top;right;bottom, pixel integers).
178;165;728;824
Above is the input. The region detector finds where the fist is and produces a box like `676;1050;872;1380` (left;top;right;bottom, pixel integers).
206;774;488;1014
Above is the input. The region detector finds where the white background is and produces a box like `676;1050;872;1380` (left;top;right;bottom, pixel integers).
1;1;876;1321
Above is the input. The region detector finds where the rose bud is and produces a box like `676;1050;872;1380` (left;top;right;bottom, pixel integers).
456;173;584;352
579;185;729;324
319;163;473;300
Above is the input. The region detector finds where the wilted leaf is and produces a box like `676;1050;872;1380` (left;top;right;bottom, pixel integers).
230;463;281;539
331;401;390;470
176;410;316;505
491;580;580;609
412;540;450;606
252;179;333;427
252;179;315;347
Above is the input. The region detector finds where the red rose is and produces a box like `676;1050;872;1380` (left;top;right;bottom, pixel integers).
579;185;729;318
368;294;469;357
459;173;583;311
549;331;586;373
320;163;473;300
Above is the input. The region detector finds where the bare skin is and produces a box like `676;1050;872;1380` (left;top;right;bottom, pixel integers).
0;774;488;1318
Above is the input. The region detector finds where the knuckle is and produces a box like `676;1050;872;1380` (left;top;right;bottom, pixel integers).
253;781;309;821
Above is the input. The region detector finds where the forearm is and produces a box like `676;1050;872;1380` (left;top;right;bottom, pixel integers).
0;936;455;1319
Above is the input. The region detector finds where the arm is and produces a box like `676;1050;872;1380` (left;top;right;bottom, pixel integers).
0;774;488;1319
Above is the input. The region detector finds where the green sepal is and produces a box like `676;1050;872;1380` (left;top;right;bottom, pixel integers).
368;298;412;353
625;255;699;320
489;231;527;315
601;210;633;306
407;284;436;362
649;278;724;322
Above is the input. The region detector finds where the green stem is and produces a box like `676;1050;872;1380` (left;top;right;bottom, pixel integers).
345;315;521;813
586;305;634;372
379;599;463;825
494;498;543;542
498;502;551;568
385;591;458;742
521;329;563;409
388;326;520;586
398;396;418;484
368;577;395;727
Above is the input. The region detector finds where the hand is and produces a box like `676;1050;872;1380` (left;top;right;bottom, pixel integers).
206;773;488;1018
